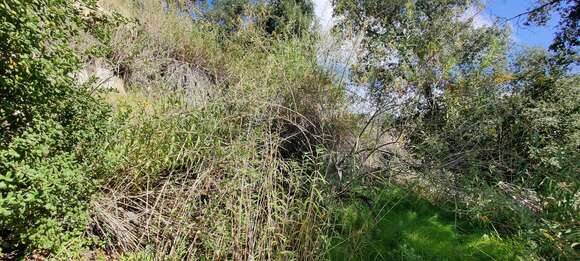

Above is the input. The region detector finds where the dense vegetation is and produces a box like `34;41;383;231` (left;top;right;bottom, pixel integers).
1;0;578;260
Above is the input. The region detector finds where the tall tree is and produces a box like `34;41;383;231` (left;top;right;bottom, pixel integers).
202;0;315;36
332;0;508;112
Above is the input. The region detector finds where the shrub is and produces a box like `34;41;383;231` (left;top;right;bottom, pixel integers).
0;120;93;255
407;48;579;258
0;0;110;257
1;0;79;141
80;1;341;258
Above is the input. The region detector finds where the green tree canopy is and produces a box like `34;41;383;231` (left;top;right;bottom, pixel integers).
333;0;509;111
524;0;579;66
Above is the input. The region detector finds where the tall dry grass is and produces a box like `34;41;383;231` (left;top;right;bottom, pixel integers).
84;0;353;259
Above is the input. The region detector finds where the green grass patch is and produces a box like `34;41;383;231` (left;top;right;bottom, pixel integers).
328;187;531;260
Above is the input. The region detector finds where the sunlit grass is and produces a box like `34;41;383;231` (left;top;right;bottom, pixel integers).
328;187;530;260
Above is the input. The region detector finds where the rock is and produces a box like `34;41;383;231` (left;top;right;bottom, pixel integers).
76;60;126;95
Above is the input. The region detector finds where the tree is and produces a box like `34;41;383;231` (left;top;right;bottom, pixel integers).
332;0;508;113
523;0;579;66
264;0;315;37
205;0;250;31
202;0;315;37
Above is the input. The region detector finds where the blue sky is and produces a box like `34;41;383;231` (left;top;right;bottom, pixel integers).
483;0;560;49
313;0;562;50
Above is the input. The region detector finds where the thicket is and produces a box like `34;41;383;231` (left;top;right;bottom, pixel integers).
53;0;344;259
1;0;578;260
0;0;113;257
333;0;579;258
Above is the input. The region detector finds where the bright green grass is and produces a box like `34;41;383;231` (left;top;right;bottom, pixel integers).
328;187;529;260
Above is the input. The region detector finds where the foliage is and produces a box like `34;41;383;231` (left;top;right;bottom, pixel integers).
80;1;343;259
525;0;579;66
263;0;315;37
399;44;579;260
1;0;83;141
333;0;509;111
511;49;579;258
334;0;578;259
176;0;315;37
409;47;578;193
2;0;577;259
0;0;111;257
0;120;93;255
204;0;251;31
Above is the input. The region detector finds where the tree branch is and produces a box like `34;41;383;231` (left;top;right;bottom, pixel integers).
505;0;562;22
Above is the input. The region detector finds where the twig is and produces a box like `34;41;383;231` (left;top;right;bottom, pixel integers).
505;0;562;22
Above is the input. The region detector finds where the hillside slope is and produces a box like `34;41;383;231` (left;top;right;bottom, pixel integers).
1;0;578;260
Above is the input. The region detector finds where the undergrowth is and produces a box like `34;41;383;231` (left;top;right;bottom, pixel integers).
80;0;341;259
88;92;331;259
2;0;576;260
328;186;532;260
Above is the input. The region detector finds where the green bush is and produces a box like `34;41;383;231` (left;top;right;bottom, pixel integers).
2;0;79;140
408;48;579;258
0;120;93;254
0;0;110;257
